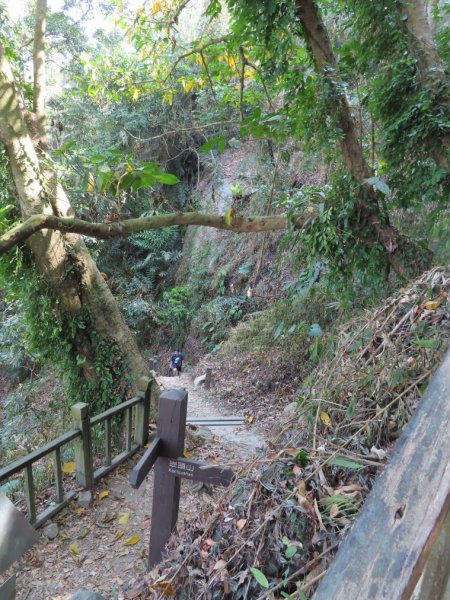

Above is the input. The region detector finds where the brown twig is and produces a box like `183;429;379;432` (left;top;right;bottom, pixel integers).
199;49;217;101
164;35;229;82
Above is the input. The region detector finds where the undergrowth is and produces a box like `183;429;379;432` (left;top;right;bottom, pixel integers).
135;266;449;599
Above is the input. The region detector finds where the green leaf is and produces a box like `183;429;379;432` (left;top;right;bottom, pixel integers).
285;545;297;559
200;135;227;153
328;456;364;470
413;339;441;349
154;172;180;185
250;567;269;588
308;323;322;337
273;322;285;340
238;261;253;275
293;449;308;467
364;176;391;196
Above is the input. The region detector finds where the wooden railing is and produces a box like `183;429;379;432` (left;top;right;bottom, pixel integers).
0;376;153;528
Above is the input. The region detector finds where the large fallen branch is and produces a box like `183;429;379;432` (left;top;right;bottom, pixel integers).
0;211;313;256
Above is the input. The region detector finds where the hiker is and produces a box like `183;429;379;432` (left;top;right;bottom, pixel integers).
170;350;184;376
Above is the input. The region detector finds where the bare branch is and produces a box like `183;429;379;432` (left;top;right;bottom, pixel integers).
0;211;315;256
164;35;229;82
123;120;238;143
168;0;193;27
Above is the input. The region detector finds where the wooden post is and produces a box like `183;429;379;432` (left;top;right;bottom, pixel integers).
135;376;151;447
153;355;159;375
53;447;64;504
23;464;36;524
130;388;232;570
148;388;187;569
205;367;212;390
71;402;94;490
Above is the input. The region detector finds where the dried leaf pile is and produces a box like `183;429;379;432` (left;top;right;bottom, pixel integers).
301;266;450;451
127;267;449;599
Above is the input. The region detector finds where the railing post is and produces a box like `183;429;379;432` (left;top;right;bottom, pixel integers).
71;402;94;490
23;464;36;524
205;367;212;390
135;376;151;447
153;355;159;374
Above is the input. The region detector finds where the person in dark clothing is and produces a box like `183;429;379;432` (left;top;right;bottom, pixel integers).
170;350;184;376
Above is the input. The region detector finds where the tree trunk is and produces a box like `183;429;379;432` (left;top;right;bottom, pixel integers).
0;41;149;396
401;0;444;80
295;0;424;276
33;0;47;142
399;0;449;168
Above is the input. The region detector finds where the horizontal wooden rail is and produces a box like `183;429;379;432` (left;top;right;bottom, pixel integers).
314;348;450;600
90;394;144;426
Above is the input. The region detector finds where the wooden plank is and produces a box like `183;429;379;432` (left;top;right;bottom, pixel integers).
314;348;450;600
159;457;233;486
135;377;151;446
0;429;80;481
129;437;162;489
149;388;187;568
53;447;63;504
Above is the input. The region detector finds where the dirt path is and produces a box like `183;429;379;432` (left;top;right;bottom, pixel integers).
13;374;264;599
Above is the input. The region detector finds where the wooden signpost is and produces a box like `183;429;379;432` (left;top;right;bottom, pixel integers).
130;388;233;568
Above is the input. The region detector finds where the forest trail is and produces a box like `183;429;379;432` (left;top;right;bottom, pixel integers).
14;372;265;600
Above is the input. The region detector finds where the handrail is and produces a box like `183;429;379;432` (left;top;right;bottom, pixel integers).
0;376;154;528
0;429;80;481
90;394;144;426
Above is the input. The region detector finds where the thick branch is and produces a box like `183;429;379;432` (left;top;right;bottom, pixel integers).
0;211;313;256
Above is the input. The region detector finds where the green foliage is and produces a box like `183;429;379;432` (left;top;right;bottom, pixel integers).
157;286;191;342
230;183;244;199
191;296;246;351
277;176;390;296
3;253;129;414
341;0;449;211
54;146;179;200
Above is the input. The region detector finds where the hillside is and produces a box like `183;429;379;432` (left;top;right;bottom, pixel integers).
0;0;449;598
